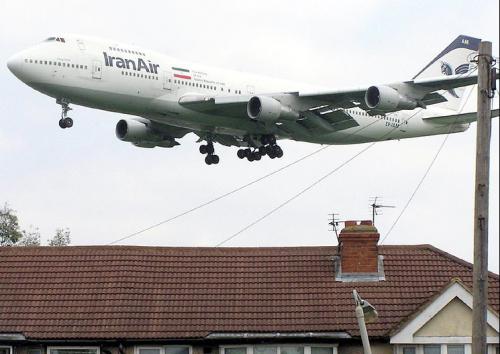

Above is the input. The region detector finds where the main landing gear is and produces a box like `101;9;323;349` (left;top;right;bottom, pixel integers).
237;135;283;162
199;141;220;165
57;99;73;129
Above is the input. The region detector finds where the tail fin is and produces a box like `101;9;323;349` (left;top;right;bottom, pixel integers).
414;35;481;112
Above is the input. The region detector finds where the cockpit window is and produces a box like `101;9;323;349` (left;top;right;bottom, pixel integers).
45;37;65;43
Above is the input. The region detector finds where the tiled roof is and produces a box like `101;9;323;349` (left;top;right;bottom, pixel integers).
0;245;498;340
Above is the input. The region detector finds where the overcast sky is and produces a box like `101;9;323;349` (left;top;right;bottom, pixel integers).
0;0;498;272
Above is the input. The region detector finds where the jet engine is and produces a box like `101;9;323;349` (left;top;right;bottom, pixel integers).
115;119;178;148
247;96;299;123
365;86;418;112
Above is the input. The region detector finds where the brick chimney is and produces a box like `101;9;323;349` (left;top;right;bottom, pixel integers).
338;220;380;274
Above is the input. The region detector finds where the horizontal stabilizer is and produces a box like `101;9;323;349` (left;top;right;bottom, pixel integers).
423;109;499;125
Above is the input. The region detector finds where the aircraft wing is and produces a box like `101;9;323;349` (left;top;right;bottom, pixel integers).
176;72;486;136
299;73;481;105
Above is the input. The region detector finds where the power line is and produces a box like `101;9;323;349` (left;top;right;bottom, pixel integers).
380;66;480;244
214;105;433;247
380;122;459;244
106;145;329;245
107;64;477;246
106;110;392;245
215;142;376;247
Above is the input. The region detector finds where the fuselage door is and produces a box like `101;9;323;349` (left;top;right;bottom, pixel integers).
163;71;173;91
92;61;102;79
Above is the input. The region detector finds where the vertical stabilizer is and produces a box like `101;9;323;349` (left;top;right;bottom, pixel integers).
414;35;481;112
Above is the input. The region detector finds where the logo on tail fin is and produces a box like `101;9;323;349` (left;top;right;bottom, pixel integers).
440;61;471;98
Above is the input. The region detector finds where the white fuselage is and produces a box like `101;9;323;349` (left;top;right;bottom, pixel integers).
7;35;470;145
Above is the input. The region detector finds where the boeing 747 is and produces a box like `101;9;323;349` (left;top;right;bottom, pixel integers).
7;35;498;165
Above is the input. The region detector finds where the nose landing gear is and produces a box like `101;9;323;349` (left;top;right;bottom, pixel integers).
199;141;220;165
57;99;73;129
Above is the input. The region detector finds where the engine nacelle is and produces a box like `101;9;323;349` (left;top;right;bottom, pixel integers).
115;119;178;148
365;86;418;112
116;119;157;142
247;96;299;123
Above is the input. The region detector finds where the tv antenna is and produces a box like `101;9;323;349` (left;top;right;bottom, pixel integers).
328;213;344;242
369;197;395;225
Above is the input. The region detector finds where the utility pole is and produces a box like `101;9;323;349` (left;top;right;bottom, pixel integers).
472;40;493;354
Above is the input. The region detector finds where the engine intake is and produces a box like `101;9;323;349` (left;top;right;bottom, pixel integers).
365;86;418;112
115;119;178;148
247;96;299;123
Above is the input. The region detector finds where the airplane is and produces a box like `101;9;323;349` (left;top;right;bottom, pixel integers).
7;34;499;165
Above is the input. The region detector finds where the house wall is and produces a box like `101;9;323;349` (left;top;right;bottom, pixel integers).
414;297;498;337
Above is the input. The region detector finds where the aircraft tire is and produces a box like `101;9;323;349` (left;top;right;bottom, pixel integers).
64;117;73;128
200;145;208;154
58;119;66;129
275;146;283;158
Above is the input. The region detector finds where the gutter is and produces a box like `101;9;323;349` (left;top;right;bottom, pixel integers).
205;332;352;340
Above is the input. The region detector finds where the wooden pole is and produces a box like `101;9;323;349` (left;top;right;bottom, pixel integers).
472;40;492;354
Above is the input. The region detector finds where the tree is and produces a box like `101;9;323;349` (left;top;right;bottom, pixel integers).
17;227;42;246
0;203;23;246
48;228;71;246
1;202;71;247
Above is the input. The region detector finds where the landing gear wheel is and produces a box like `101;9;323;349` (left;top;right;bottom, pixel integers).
237;149;246;159
247;153;255;162
212;155;220;164
205;155;213;165
206;144;215;154
258;146;267;156
200;145;208;154
57;99;73;129
253;153;261;161
63;117;73;128
275;145;283;158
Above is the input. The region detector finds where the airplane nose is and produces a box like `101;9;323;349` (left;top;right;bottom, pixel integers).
7;53;22;75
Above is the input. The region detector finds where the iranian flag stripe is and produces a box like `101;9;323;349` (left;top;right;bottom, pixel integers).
172;67;190;73
174;73;192;80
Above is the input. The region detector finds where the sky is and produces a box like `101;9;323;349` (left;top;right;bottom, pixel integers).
0;0;498;272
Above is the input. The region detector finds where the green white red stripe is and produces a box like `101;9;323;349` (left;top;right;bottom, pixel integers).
172;66;191;80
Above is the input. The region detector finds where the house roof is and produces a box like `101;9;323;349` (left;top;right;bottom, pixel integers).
0;245;498;341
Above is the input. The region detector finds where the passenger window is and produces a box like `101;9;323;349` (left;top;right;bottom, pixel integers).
85;66;88;69
58;62;61;66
